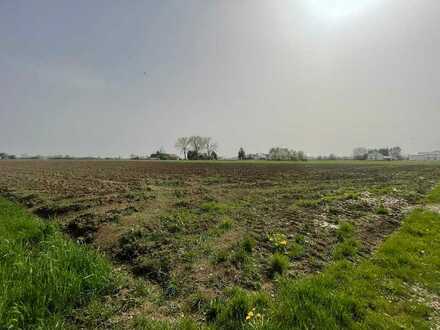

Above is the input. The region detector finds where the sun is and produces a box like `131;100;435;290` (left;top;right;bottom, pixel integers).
304;0;379;19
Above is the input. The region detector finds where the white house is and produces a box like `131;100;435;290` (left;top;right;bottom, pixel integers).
409;151;440;161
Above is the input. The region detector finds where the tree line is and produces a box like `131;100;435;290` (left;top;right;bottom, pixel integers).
0;153;16;160
237;147;307;161
175;136;218;160
353;147;403;160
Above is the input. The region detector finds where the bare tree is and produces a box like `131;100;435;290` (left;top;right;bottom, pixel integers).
204;137;218;156
175;137;191;160
189;136;204;154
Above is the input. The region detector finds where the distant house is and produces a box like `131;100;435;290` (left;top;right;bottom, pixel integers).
368;151;384;161
409;151;440;161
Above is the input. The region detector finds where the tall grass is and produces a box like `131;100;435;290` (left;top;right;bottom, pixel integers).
0;198;114;329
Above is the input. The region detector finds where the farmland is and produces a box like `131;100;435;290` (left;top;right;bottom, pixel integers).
1;160;440;328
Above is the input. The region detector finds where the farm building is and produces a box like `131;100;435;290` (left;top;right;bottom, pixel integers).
409;151;440;161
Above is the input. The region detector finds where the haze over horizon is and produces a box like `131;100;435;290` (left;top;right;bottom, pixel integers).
1;1;440;158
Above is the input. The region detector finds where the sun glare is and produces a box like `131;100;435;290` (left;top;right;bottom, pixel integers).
305;0;380;19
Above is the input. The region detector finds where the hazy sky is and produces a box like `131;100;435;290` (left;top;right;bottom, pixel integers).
1;0;440;157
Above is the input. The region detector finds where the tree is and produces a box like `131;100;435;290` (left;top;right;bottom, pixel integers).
269;147;290;160
0;153;15;160
378;148;390;157
297;151;306;161
189;136;204;154
353;147;368;160
175;137;191;160
238;148;246;160
176;136;219;160
187;150;199;160
205;138;218;157
390;146;402;160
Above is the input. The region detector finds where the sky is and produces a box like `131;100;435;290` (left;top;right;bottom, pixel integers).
1;0;440;157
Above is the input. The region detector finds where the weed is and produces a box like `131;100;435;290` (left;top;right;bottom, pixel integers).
268;233;288;252
231;247;249;266
242;235;256;253
213;249;229;264
206;288;270;329
288;242;305;259
269;253;290;277
376;205;390;215
295;234;306;245
187;291;209;313
295;199;322;208
336;222;355;241
218;216;233;230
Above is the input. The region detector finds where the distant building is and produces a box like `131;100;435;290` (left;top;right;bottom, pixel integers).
409;151;440;161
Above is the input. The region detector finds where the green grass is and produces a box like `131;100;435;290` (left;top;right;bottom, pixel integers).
0;198;115;329
332;238;360;261
336;222;355;241
426;184;440;203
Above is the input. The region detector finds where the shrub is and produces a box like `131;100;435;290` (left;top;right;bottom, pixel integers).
269;253;290;277
241;235;256;253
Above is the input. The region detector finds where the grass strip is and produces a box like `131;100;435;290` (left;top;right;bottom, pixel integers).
0;198;115;329
426;184;440;204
